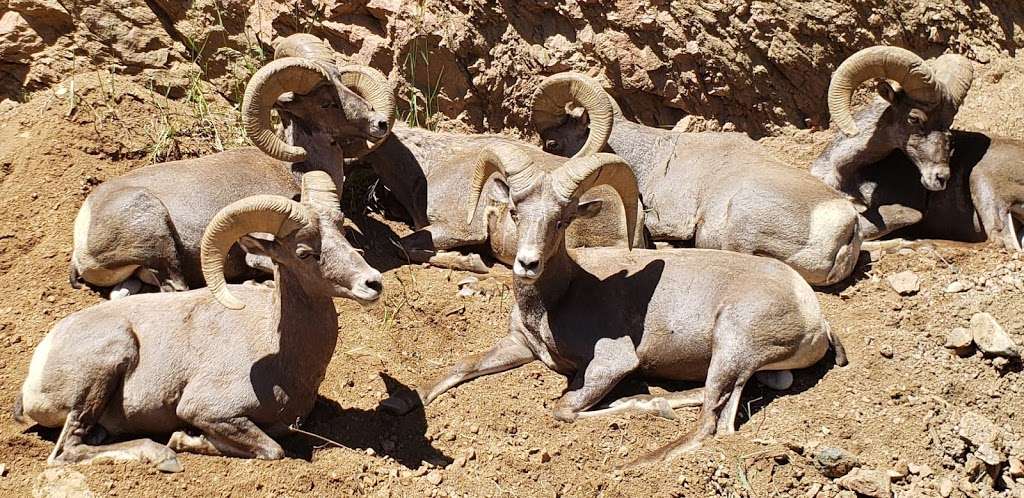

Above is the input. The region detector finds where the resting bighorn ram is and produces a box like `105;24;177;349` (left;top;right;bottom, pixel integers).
17;172;382;471
70;34;394;297
381;143;846;464
305;43;638;272
535;73;862;286
811;46;1024;249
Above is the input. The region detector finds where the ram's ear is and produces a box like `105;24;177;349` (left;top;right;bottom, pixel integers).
577;199;604;219
876;80;900;104
489;177;511;204
276;91;296;105
238;235;281;260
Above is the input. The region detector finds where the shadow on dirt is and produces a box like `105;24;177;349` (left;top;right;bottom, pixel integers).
283;373;450;468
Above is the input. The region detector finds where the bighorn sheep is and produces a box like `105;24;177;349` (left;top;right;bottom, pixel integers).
18;172;382;471
320;49;639;272
535;73;862;286
69;34;394;297
811;46;1024;249
381;143;846;464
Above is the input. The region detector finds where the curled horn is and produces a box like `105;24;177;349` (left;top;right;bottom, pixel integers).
338;64;396;157
827;46;940;136
273;33;337;63
534;72;614;157
300;170;341;213
466;142;540;225
200;196;312;310
930;54;974;107
550;153;639;250
242;57;336;162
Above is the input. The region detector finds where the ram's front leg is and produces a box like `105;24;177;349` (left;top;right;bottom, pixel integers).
858;204;923;241
970;170;1024;251
552;336;639;422
399;226;491;273
380;332;536;415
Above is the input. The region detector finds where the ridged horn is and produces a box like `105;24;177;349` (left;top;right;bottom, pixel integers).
534;72;614;157
466;142;539;225
273;33;337;63
242;57;335;162
827;46;940;136
201;196;312;309
550;153;639;250
300;170;341;213
338;64;396;157
930;54;974;107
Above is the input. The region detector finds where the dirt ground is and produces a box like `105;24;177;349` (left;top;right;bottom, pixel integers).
2;46;1024;498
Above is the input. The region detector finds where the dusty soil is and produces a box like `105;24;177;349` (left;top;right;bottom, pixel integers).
2;2;1024;498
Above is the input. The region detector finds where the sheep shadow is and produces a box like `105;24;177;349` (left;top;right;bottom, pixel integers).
281;373;450;468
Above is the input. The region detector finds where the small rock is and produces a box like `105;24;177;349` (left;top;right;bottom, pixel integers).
804;482;822;497
887;271;920;295
34;468;93;497
836;468;893;497
938;477;954;497
879;344;893;358
958;411;1007;466
425;470;443;486
889;461;909;481
528;448;551;464
945;327;974;354
970;313;1019;357
1009;457;1024;478
469;424;479;434
907;463;932;477
945;281;970;293
446;456;466;470
0;463;6;477
814;446;859;478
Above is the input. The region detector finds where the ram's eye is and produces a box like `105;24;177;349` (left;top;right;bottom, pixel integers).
555;219;567;230
508;207;519;221
320;101;337;110
296;245;320;260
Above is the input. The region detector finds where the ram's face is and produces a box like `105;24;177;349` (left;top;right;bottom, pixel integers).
276;83;390;144
539;105;591;158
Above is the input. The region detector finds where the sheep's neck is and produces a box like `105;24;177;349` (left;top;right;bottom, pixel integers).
271;266;340;393
282;122;347;188
810;101;894;197
605;117;672;194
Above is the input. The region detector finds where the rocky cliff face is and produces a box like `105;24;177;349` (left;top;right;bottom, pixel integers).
2;0;1022;135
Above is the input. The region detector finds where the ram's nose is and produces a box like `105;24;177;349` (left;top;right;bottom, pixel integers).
353;272;383;302
513;250;542;280
368;116;390;139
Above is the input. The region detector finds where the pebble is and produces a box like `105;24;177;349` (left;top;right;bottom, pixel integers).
425;470;443;485
970;312;1019;358
938;477;954;497
835;468;893;497
887;270;920;295
804;482;822;497
945;280;971;293
528;448;551;464
1010;457;1024;478
879;344;893;358
907;463;932;477
814;446;859;478
944;327;973;353
958;411;1007;466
